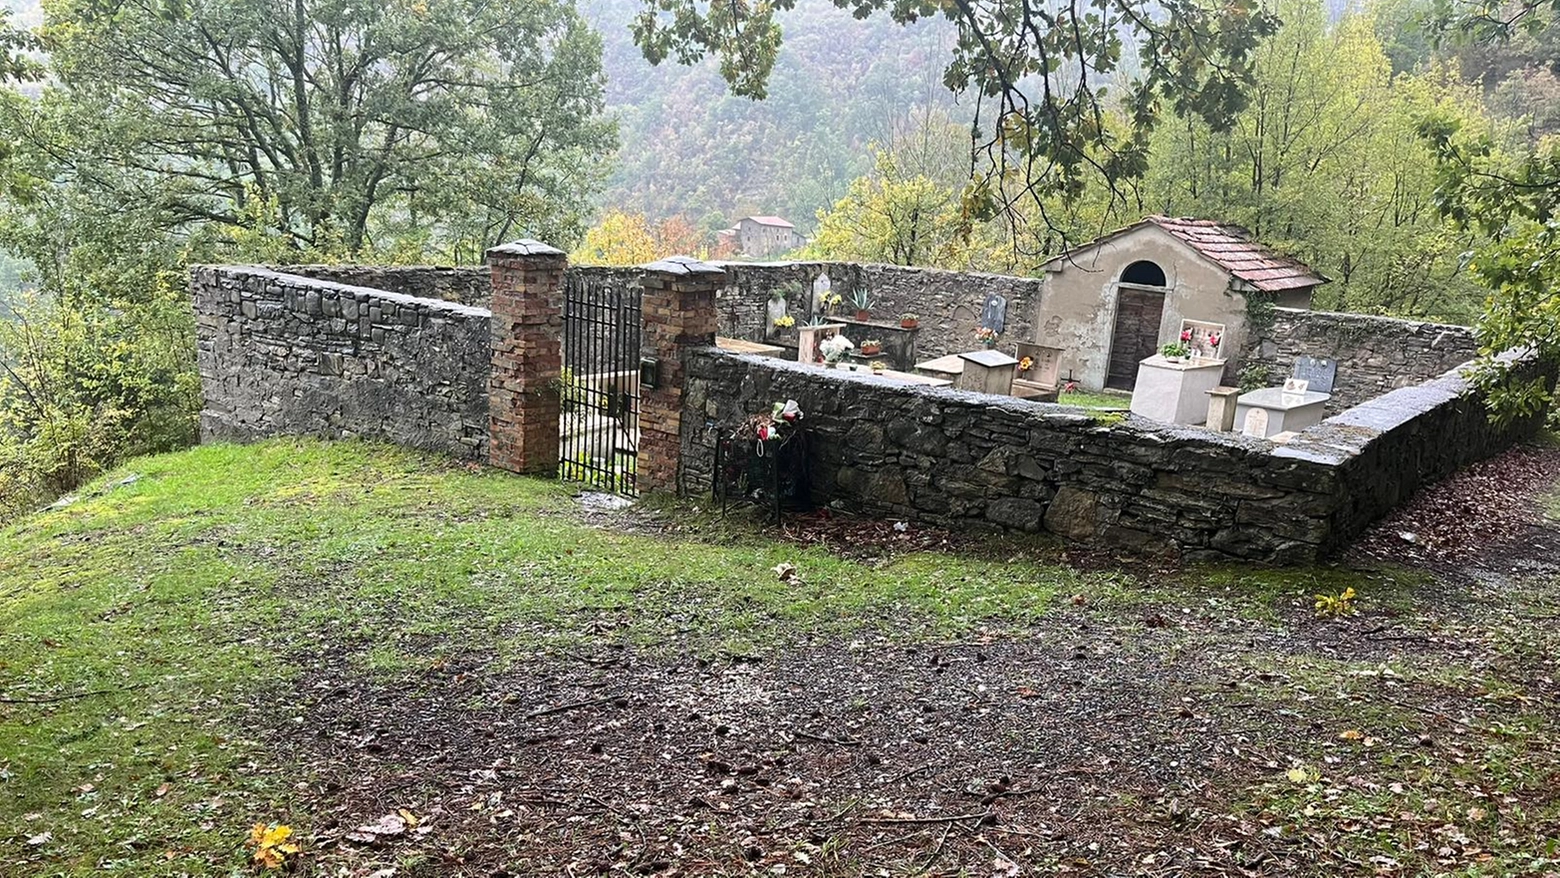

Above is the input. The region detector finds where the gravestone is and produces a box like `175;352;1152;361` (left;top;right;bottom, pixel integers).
811;272;833;313
1242;407;1270;438
1292;356;1337;394
980;293;1007;333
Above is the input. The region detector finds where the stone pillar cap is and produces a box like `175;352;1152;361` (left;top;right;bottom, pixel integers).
639;255;726;276
487;239;565;258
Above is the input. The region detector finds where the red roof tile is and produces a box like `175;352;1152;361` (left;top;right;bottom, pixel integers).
1142;216;1327;292
1042;216;1328;292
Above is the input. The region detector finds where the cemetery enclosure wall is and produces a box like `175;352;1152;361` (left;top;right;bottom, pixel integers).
701;261;1043;363
278;264;493;308
680;348;1341;563
678;348;1554;564
1242;309;1479;410
193;266;492;459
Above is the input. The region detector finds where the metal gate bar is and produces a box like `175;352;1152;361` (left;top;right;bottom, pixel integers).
560;273;642;496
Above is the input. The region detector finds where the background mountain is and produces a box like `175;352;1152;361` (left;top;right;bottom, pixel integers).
578;0;960;234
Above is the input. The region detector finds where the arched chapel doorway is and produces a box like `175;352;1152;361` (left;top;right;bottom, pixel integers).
1106;260;1168;390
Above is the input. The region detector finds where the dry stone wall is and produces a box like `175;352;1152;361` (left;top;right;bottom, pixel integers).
194;266;492;458
1242;309;1479;410
278;265;492;308
699;261;1043;361
679;348;1552;564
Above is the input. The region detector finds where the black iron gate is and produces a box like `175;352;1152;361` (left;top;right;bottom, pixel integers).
560;272;642;496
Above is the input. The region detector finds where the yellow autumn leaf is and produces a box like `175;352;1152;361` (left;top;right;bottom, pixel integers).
1286;766;1310;783
1338;729;1364;741
247;822;300;870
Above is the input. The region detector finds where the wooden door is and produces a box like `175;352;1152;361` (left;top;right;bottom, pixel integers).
1106;287;1165;390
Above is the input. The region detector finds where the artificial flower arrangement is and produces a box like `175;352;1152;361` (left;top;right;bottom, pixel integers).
743;399;804;454
773;314;796;329
870;360;887;374
822;292;844;315
974;327;999;348
819;333;854;365
1018;356;1034;372
1207;332;1221;350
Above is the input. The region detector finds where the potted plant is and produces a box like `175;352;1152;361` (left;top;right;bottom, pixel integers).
850;290;871;321
1160;341;1191;362
974;327;999;349
900;312;919;329
859;338;883;356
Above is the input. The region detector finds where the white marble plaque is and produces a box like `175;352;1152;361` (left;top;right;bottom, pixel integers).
1242;407;1270;438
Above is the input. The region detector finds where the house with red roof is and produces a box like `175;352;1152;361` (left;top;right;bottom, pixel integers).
1036;216;1328;391
731;216;805;258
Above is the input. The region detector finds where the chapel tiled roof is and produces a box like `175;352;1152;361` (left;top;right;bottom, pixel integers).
742;216;796;228
1143;216;1327;292
1042;216;1328;292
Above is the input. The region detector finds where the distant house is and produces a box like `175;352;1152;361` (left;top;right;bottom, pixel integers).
1035;216;1328;391
730;216;805;258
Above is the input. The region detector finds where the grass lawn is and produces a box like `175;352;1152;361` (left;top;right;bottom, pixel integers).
2;439;1558;877
1055;389;1131;411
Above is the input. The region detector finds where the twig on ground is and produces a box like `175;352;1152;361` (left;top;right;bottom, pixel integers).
0;683;148;704
525;694;624;719
793;729;863;747
858;810;994;826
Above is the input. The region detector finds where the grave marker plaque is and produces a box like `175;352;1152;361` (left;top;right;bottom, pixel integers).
1292;356;1337;394
1242;407;1270;438
980;293;1008;333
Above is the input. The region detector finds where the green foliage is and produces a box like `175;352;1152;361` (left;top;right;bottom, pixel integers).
804;133;987;268
0;285;198;520
1146;0;1496;322
1238;363;1276;393
35;0;615;261
1420;0;1560;420
629;0;1279;243
0;0;621;514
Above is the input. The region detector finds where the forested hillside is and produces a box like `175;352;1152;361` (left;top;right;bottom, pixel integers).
578;0;958;233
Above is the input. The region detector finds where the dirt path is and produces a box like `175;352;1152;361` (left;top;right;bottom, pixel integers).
266;441;1560;877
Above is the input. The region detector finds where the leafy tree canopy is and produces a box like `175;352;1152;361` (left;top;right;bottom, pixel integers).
25;0;616;260
630;0;1279;256
1422;0;1560;420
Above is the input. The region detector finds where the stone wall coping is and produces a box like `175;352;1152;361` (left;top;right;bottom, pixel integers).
640;255;725;276
1273;306;1474;334
206;265;492;319
277;263;484;274
486;239;566;258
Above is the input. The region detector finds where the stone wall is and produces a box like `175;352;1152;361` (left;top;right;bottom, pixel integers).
701;261;1043;363
279;265;491;308
1242;309;1479;410
679;348;1553;563
194;267;492;459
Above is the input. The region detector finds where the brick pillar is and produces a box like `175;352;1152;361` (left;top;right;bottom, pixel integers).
638;256;724;494
486;240;566;475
